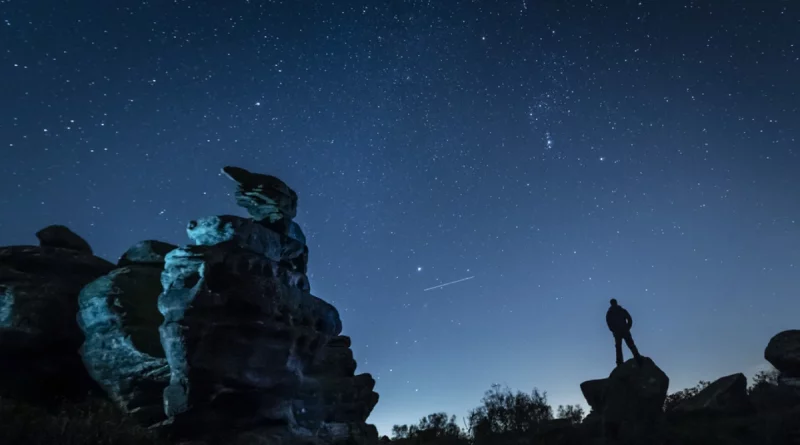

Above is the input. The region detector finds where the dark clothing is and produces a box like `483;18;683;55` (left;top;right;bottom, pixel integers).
606;305;641;365
606;305;633;334
614;331;641;366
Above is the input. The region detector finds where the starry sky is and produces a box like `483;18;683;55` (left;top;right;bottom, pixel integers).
2;0;799;435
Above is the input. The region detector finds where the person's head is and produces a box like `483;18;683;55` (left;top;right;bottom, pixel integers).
610;298;618;307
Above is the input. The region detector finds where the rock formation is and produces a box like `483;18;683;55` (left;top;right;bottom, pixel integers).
672;373;752;415
0;226;114;401
765;330;800;403
766;330;800;378
296;335;380;443
36;224;94;254
77;240;177;425
151;166;377;443
580;357;669;442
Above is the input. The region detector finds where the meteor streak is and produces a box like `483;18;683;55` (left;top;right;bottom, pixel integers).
423;276;475;291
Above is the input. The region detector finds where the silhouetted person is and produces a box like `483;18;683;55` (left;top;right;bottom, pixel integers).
606;299;643;366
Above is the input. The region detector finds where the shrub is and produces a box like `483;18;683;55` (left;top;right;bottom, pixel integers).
556;404;584;424
391;412;467;445
467;384;553;436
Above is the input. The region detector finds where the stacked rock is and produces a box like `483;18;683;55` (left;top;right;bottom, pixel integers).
155;167;373;443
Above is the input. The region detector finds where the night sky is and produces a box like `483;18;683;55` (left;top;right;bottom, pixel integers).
2;0;799;435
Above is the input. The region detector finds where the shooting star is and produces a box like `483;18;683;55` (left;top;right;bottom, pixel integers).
423;276;475;291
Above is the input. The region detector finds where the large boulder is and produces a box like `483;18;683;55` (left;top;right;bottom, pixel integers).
579;378;609;417
765;330;800;377
0;239;114;401
157;242;341;436
581;357;669;442
672;373;752;415
222;166;298;223
117;240;177;267
35;224;93;254
77;257;170;425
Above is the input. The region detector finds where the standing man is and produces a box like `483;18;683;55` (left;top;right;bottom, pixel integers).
606;299;643;366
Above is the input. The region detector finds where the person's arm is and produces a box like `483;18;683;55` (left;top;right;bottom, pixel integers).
624;309;633;329
606;311;613;331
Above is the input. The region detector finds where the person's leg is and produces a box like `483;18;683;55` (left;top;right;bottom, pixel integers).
623;332;643;364
614;334;623;365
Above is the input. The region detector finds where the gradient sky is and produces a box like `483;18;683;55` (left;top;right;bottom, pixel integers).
1;0;798;436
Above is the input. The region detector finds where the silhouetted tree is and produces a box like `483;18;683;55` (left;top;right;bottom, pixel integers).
467;384;553;436
748;366;780;393
556;404;585;424
391;412;466;444
663;380;710;412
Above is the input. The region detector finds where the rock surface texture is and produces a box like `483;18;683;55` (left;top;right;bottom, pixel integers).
0;227;114;401
672;373;752;415
155;167;377;443
581;357;669;442
77;240;175;425
296;335;381;444
1;169;378;444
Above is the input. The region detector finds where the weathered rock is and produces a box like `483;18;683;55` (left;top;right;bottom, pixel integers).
158;242;341;436
766;330;800;377
78;265;170;425
222;166;298;223
293;336;379;444
187;215;305;267
582;357;669;442
35;224;93;254
579;378;609;416
118;240;177;267
0;242;114;401
672;373;752;415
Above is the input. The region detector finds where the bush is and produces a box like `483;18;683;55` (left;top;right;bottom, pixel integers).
748;367;779;393
467;384;553;436
0;396;165;445
391;412;467;445
556;405;584;424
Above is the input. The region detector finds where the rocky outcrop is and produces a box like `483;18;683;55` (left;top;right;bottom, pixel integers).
766;330;800;377
1;169;377;444
77;240;173;425
581;357;669;441
295;336;380;444
672;373;751;415
118;240;177;267
222;165;298;224
0;229;114;401
579;378;608;420
154;167;376;443
35;224;93;254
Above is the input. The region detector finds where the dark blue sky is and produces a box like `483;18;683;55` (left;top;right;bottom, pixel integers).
1;0;798;434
